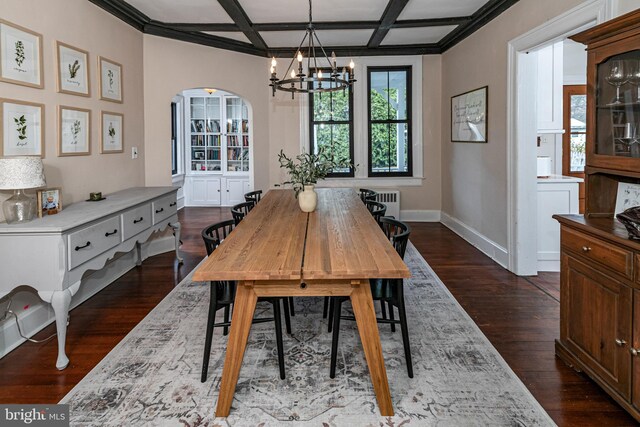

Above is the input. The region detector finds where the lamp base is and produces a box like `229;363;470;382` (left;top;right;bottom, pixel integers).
3;189;36;224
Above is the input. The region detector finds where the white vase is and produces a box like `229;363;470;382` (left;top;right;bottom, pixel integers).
298;185;317;212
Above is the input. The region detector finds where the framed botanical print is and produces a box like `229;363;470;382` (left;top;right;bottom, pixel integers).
98;56;123;103
0;98;44;157
101;111;123;153
55;41;90;96
0;19;43;88
58;106;91;156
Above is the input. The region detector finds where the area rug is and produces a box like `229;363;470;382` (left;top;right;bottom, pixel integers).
61;242;555;426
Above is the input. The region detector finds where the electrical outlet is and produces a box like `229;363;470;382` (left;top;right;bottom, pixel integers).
131;146;138;159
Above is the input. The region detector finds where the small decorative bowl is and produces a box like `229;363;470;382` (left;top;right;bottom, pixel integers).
616;206;640;240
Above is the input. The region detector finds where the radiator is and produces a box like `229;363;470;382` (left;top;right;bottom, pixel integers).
370;190;400;219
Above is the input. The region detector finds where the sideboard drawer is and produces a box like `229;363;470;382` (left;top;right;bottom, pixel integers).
68;216;121;270
152;193;177;224
122;203;152;240
562;228;633;279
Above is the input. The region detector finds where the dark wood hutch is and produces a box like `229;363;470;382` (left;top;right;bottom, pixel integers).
553;9;640;422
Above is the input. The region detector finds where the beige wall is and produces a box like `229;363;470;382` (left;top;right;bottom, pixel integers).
142;35;271;189
440;0;585;248
0;0;145;222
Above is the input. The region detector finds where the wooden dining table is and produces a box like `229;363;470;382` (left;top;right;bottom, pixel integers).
192;188;411;417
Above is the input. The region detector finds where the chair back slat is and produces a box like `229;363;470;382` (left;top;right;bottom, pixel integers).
359;188;378;203
244;190;262;204
201;219;236;256
231;201;255;225
379;217;410;259
365;200;387;228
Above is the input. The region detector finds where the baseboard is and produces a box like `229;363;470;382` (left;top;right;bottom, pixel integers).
400;210;441;222
440;212;509;268
0;235;176;359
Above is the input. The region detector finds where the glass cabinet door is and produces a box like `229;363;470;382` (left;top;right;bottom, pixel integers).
190;97;221;172
596;50;640;158
225;97;250;173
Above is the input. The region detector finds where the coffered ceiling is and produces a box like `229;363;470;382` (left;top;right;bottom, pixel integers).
89;0;520;57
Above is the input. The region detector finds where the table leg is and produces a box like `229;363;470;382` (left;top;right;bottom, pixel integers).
38;284;80;370
350;281;394;416
169;222;184;264
215;281;258;417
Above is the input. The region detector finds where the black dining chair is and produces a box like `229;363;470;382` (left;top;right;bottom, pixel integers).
231;200;294;331
359;188;378;203
328;217;413;378
231;201;255;225
244;190;262;204
200;220;288;382
365;200;387;228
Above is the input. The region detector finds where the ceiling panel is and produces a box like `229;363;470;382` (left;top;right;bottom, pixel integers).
261;29;374;48
126;0;234;23
239;0;388;23
202;32;251;44
381;26;458;45
398;0;490;20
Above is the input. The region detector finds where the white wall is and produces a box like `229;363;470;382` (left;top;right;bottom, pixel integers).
563;39;588;85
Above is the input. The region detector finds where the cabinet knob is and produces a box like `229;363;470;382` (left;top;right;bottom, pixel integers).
631;348;639;357
582;246;592;252
615;338;627;347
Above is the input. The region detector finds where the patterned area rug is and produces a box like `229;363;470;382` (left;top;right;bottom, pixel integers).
61;243;555;426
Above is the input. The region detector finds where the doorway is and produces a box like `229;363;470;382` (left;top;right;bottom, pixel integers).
562;84;587;213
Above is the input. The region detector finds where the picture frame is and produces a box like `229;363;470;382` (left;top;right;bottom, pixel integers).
58;105;91;156
100;111;123;153
451;86;488;143
0;98;44;157
55;41;90;97
37;188;62;217
0;19;43;88
98;56;123;103
615;182;640;214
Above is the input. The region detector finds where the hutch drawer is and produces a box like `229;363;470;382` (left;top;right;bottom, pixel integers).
561;227;633;279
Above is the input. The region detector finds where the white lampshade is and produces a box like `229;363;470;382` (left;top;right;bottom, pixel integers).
0;157;46;190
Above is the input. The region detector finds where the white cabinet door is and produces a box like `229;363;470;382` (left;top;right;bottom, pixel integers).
225;178;247;206
536;42;563;132
243;180;252;195
188;177;221;205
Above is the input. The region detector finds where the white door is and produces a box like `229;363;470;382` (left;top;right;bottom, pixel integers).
225;178;246;205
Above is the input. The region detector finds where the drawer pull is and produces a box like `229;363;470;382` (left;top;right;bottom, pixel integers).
133;217;144;224
582;246;592;252
169;202;177;207
75;242;91;251
631;348;639;357
155;208;164;214
105;229;118;237
615;338;627;347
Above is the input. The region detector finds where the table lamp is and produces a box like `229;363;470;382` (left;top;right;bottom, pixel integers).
0;157;46;224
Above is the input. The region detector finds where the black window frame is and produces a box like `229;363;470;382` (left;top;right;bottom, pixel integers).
171;102;178;175
367;65;413;177
308;67;355;178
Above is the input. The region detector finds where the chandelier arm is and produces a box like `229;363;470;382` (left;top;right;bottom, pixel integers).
313;32;335;68
284;31;309;79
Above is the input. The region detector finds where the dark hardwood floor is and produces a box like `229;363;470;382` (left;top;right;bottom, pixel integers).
0;208;637;425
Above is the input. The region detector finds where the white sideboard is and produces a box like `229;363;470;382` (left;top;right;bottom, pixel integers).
0;187;182;369
537;176;582;272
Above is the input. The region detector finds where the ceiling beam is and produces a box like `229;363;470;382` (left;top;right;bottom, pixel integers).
367;0;410;48
88;0;149;31
165;23;239;32
393;17;471;29
254;21;379;31
268;43;440;58
216;0;267;51
145;23;265;56
438;0;520;52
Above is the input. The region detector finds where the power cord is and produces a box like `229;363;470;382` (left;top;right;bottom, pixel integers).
1;299;57;344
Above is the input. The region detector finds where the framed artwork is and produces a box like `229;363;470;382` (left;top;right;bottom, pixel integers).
451;86;488;143
98;56;122;103
615;182;640;214
55;41;90;96
37;188;62;217
0;19;43;88
101;111;123;153
0;98;44;157
58;106;91;156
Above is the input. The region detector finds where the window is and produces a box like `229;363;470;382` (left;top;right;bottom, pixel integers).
368;66;412;177
171;102;178;175
308;68;354;177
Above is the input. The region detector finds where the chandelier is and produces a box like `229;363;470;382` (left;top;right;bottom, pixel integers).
269;0;355;98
